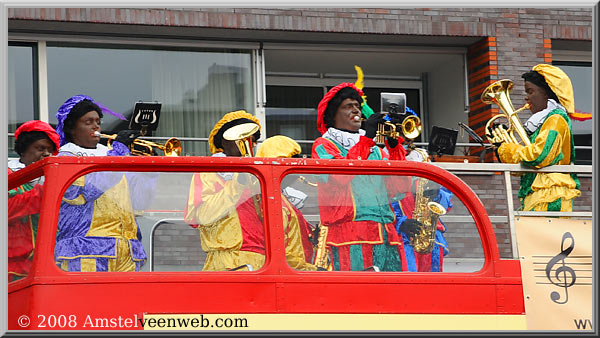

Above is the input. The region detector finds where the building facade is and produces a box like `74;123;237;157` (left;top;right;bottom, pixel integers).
7;7;593;159
6;7;594;267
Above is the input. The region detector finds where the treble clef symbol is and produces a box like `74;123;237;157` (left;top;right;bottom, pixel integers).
545;232;576;304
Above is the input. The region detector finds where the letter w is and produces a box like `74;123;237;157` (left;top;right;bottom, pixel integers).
177;318;191;327
574;319;592;330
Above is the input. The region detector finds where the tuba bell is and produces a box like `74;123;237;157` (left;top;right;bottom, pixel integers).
481;79;531;146
222;122;260;157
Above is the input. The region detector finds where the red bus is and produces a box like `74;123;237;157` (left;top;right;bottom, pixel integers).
8;155;527;331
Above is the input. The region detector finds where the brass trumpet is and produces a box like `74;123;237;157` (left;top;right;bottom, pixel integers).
95;131;182;156
369;114;422;143
481;79;531;146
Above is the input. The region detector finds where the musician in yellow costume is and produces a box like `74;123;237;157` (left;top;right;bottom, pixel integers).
256;135;318;270
184;111;316;271
496;64;580;211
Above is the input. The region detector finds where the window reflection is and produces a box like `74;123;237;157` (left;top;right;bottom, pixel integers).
282;173;484;273
183;172;265;271
54;171;267;273
46;45;254;156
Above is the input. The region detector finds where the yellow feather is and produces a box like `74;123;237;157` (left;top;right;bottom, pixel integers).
354;65;364;90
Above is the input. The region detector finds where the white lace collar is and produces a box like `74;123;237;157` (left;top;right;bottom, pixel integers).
212;152;234;181
524;99;566;133
59;142;110;156
322;127;369;151
8;159;44;185
7;159;25;172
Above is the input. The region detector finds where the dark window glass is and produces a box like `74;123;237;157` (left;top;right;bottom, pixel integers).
266;85;324;155
553;62;592;165
266;85;423;156
8;43;38;157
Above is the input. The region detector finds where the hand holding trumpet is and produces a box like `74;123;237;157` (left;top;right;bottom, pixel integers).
94;130;182;156
115;130;142;147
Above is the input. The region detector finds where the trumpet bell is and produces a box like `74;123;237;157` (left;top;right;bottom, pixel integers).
402;115;422;140
163;138;182;157
97;133;182;156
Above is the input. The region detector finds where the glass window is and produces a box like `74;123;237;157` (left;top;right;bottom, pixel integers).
55;170;265;272
7;43;38;158
265;85;422;156
46;44;254;156
265;85;323;155
553;62;592;165
55;172;265;272
281;172;484;273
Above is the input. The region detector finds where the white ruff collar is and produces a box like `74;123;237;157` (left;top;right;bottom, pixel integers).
8;159;25;172
322;127;369;151
524;99;566;133
59;142;110;156
8;159;44;185
212;152;234;181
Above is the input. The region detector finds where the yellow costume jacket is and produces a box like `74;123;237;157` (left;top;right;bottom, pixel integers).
184;172;316;271
498;108;580;211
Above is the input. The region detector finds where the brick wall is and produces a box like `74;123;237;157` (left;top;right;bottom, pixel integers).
466;37;497;161
8;8;592;38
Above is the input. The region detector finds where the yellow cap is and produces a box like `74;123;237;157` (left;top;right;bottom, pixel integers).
256;135;301;158
532;64;575;114
208;110;261;154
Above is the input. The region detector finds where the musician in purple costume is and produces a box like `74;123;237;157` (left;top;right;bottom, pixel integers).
390;108;452;272
54;95;157;272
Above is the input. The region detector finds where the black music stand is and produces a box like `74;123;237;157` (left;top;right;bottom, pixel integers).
428;126;457;156
458;122;493;161
129;101;162;136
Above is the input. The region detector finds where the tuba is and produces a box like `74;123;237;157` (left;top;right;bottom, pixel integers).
481;79;531;146
97;132;182;156
223;122;260;157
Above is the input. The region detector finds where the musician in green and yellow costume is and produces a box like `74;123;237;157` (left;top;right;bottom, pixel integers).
497;64;580;212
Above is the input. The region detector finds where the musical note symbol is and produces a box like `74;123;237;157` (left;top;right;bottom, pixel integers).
545;232;577;304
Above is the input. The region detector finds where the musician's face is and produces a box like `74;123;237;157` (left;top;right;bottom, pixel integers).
524;81;550;114
71;110;101;148
334;98;362;132
20;138;55;166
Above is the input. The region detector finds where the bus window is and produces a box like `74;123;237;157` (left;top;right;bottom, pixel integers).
281;172;484;273
55;170;265;273
8;171;46;282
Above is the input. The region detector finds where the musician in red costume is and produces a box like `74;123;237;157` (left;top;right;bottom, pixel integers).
8;120;60;282
311;83;413;271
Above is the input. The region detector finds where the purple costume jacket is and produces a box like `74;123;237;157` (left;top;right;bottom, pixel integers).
55;142;157;272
